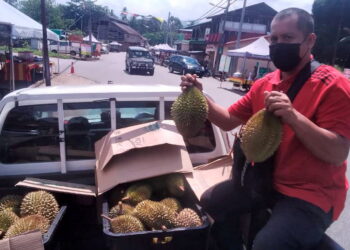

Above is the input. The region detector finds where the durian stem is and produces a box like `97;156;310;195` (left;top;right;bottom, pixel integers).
177;186;185;192
161;225;167;231
121;196;130;202
118;201;123;215
101;214;112;222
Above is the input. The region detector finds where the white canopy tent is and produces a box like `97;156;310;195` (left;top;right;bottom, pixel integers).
0;1;59;41
153;43;176;51
227;36;270;60
83;35;101;43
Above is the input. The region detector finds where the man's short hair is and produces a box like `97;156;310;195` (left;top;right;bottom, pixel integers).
273;8;314;37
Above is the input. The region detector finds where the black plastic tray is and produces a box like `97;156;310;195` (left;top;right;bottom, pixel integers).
102;201;210;250
43;205;67;246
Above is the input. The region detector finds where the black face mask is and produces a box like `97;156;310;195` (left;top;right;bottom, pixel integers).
269;43;302;72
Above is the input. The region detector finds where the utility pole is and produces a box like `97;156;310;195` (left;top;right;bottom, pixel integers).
214;0;231;74
165;12;171;44
230;0;247;75
41;0;51;86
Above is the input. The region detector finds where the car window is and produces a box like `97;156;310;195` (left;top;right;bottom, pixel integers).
59;42;69;46
183;57;200;65
0;104;60;163
63;101;111;160
130;51;151;58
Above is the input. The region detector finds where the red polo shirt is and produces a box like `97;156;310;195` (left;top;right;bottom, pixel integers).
228;64;350;220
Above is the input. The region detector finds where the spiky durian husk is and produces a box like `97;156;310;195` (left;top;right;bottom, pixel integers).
20;191;59;222
134;200;177;230
123;184;152;206
175;208;202;228
5;215;49;238
160;198;182;213
0;209;19;234
109;202;134;218
166;174;186;197
110;215;144;233
240;109;282;163
171;86;208;138
0;195;22;215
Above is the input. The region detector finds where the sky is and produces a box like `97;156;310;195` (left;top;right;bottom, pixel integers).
56;0;314;22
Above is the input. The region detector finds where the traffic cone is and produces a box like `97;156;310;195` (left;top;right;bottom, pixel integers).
70;62;75;74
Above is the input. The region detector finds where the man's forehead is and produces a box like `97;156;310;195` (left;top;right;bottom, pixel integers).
271;14;300;34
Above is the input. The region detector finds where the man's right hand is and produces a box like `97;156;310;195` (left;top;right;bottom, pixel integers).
180;74;203;92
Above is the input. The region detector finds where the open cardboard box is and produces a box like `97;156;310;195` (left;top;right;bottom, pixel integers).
16;120;232;201
0;230;44;250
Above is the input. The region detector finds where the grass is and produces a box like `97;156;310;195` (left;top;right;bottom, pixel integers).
0;46;71;59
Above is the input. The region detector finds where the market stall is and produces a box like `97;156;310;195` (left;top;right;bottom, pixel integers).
83;35;102;57
150;44;177;66
0;1;58;95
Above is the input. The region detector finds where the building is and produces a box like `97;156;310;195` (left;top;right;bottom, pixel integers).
187;2;277;73
93;16;147;51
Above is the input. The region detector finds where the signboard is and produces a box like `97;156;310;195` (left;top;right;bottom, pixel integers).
222;21;267;34
81;43;91;56
219;55;231;73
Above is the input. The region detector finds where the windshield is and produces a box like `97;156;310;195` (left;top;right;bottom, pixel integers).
183;57;200;65
130;51;152;58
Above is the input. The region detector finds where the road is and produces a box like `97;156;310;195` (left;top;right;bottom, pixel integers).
70;52;349;249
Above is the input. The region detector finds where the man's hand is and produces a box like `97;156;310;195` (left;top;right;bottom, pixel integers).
264;91;298;125
180;74;203;92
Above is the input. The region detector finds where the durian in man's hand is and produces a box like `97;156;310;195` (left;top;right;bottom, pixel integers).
240;109;282;163
171;86;208;138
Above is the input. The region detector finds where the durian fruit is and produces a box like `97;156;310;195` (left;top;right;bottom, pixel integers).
175;208;202;228
20;191;59;222
160;198;182;213
0;195;22;215
109;202;134;218
0;209;19;236
5;215;49;238
122;184;152;206
171;86;208;138
166;174;186;197
240;109;282;163
134;200;177;230
107;215;144;234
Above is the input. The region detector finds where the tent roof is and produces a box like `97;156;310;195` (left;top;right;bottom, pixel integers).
227;36;270;60
153;43;176;51
110;41;122;46
0;1;59;41
83;34;101;43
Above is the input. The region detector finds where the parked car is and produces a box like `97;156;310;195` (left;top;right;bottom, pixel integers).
49;40;80;56
125;46;155;75
168;55;205;77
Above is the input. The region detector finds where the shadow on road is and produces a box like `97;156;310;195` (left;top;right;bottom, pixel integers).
219;87;246;96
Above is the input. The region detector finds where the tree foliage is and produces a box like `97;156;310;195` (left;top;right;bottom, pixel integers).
312;0;350;67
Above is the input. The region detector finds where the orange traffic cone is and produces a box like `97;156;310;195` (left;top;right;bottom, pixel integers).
70;62;75;74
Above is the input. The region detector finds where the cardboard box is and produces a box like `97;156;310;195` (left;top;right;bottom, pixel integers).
0;231;44;250
185;154;233;200
17;120;194;196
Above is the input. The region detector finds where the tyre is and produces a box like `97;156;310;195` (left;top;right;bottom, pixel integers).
128;67;133;74
52;50;57;53
150;69;154;76
182;69;187;75
169;66;174;73
70;51;77;56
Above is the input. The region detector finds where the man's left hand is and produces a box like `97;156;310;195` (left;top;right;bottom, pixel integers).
264;91;298;125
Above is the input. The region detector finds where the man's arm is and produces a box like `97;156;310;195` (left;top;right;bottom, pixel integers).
180;74;243;131
266;91;350;166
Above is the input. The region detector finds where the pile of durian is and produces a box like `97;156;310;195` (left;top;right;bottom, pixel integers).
104;173;203;234
0;190;59;239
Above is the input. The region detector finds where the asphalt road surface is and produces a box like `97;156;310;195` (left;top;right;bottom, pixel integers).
71;52;349;249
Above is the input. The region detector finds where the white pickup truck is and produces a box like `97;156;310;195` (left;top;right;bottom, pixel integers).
0;84;230;181
49;40;80;56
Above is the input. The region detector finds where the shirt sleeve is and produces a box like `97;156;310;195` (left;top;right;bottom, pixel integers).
227;79;263;123
314;75;350;140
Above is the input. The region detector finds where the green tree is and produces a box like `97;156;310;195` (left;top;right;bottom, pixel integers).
4;0;19;7
313;0;350;67
121;7;128;22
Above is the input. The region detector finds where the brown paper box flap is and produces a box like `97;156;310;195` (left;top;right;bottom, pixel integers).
0;230;44;250
94;120;193;195
16;178;97;197
95;121;186;171
185;154;233;200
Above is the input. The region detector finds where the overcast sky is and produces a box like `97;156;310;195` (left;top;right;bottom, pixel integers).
56;0;314;21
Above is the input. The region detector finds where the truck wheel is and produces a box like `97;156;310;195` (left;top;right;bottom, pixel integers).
52;50;57;53
150;69;154;76
169;66;173;73
128;67;133;75
70;51;76;56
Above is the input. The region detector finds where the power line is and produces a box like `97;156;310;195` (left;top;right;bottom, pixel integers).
188;0;226;23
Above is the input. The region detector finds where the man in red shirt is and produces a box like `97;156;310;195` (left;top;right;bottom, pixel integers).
181;8;350;250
